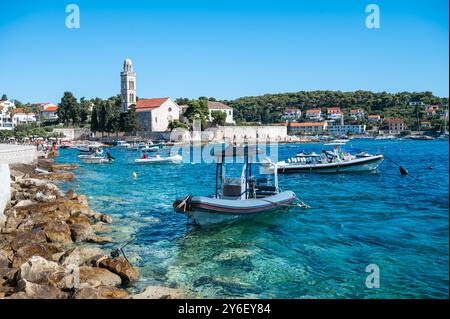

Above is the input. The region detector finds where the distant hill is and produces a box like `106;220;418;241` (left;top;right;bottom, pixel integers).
219;90;448;124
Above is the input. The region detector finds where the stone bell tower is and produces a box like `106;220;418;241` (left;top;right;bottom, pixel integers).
120;58;136;112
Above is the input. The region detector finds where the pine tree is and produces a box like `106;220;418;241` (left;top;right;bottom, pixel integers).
90;106;99;134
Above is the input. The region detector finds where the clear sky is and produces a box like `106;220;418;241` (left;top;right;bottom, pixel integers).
0;0;448;103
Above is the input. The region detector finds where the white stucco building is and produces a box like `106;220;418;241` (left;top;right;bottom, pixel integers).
13;108;37;126
0;144;37;222
0;99;15;130
281;108;302;121
135;97;181;132
305;109;322;121
207;101;235;124
328;124;366;136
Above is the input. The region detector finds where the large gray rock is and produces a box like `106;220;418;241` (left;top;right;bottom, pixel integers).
14;199;35;208
9;229;47;251
19;256;66;287
9;280;68;299
0;249;10;276
59;247;106;267
78;266;122;287
12;243;53;268
41;220;72;244
98;256;139;285
70;223;95;242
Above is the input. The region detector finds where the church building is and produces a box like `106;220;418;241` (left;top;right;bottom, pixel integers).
120;58;180;132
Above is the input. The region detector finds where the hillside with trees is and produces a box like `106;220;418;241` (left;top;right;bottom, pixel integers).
219;90;448;125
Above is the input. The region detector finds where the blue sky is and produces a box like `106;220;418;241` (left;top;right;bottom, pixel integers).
0;0;448;103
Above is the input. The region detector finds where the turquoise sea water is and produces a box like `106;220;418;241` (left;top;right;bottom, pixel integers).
57;140;449;298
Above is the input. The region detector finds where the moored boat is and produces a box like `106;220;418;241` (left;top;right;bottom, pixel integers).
78;155;114;164
135;154;182;164
173;145;299;226
272;142;384;173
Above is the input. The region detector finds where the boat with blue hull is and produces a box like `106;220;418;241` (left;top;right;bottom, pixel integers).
173;145;299;226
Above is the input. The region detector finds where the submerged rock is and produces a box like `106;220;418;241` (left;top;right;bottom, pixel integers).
131;285;183;299
73;285;129;299
50;163;78;171
87;236;113;244
98;256;139;285
67;212;92;226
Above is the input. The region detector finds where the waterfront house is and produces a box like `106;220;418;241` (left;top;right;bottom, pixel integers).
40;103;59;122
207;101;235;124
12;108;37;126
327;107;342;120
349;109;364;120
281;108;302;121
424;105;440;117
0;99;15;130
305;109;322;121
135;97;181;132
328;124;366;136
368;115;381;123
386;119;407;135
420;121;432;129
288;121;328;135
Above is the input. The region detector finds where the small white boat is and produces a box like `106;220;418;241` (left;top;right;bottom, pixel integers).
375;135;395;140
408;135;434;140
135;154;183;164
78;155;114;164
139;145;159;152
115;140;132;149
76;144;103;155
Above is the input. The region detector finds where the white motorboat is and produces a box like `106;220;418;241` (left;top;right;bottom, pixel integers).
272;142;384;173
76;144;103;155
78;154;114;164
375;135;395;140
115;140;132;149
139;145;159;152
135;154;183;164
407;135;434;140
173;146;299;226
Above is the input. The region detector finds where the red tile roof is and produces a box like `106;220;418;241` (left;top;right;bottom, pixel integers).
13;108;25;114
135;98;169;112
306;109;321;113
43;105;58;112
327;107;341;113
368;115;380;118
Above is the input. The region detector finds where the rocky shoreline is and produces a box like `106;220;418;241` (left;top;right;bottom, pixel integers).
0;158;183;299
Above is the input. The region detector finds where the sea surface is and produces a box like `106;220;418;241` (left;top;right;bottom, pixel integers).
57;139;449;298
